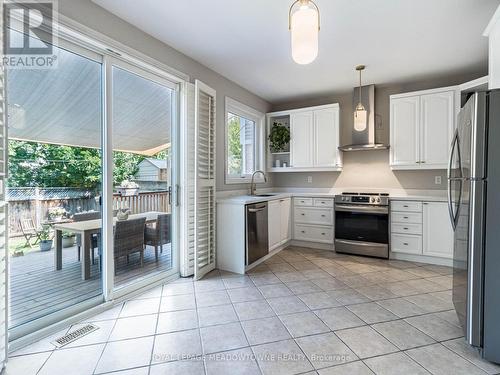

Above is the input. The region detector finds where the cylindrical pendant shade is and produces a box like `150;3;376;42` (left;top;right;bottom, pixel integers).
354;109;367;132
291;4;319;65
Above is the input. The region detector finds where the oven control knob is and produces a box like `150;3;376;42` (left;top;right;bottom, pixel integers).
376;197;381;203
370;197;375;203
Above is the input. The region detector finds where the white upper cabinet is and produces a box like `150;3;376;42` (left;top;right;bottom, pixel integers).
420;91;455;167
290;111;314;167
314;107;340;167
390;96;420;167
390;87;458;170
422;202;454;259
268;103;341;172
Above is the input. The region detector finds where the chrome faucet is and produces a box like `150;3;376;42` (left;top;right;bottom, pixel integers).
250;170;267;196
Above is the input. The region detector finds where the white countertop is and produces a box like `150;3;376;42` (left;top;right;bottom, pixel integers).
217;188;448;205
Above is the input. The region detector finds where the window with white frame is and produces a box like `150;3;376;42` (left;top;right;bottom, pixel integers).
225;97;264;183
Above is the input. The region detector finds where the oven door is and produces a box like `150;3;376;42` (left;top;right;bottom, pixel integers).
335;205;389;244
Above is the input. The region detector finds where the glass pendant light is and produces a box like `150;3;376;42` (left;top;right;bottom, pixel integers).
289;0;320;65
354;65;367;132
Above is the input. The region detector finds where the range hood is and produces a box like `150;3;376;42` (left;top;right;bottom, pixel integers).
338;84;389;152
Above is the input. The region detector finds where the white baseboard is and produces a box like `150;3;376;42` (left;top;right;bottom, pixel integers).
390;252;453;267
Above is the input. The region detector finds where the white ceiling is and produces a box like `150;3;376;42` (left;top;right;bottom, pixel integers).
93;0;499;103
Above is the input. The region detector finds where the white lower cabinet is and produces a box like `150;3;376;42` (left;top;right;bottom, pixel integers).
391;200;453;261
269;198;292;251
422;202;454;258
280;198;292;244
292;197;334;245
268;200;281;251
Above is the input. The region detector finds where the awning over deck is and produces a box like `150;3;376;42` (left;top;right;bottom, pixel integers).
6;40;173;156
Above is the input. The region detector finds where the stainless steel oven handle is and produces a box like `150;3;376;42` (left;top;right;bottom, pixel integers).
335;205;388;215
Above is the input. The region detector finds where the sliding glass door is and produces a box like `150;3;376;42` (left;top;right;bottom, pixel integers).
108;60;178;294
6;36;104;337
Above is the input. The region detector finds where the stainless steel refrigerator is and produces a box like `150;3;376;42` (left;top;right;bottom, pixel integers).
449;89;500;363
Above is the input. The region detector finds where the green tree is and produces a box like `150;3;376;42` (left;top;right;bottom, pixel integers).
8;140;146;189
227;115;242;175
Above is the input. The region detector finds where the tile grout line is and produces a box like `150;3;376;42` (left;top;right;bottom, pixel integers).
17;246;490;375
91;301;125;375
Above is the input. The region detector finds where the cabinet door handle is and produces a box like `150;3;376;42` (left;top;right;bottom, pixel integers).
421;161;426;163
404;227;409;230
404;216;409;219
301;230;305;233
403;205;409;208
321;232;326;235
321;214;326;217
403;242;409;246
301;213;305;216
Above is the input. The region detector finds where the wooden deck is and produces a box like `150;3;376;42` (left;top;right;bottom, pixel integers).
9;243;173;329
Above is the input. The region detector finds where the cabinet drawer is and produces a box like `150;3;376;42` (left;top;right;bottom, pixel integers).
391;200;422;212
392;223;422;235
294;224;333;243
313;198;334;208
294;207;333;225
294;197;313;207
391;212;422;224
391;234;422;255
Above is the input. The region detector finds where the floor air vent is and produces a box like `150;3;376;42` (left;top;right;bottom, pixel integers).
52;324;99;348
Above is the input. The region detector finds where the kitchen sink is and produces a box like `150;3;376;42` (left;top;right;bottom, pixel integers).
254;193;277;197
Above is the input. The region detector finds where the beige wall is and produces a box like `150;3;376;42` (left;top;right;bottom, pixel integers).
272;72;486;190
273;151;448;190
57;0;273;192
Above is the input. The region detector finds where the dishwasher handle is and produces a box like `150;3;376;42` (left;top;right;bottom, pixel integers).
248;206;266;212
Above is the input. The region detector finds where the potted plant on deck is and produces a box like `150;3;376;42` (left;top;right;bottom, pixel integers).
62;231;76;248
47;207;67;222
39;226;53;252
116;179;140;196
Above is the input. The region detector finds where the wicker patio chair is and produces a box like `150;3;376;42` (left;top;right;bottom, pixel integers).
145;213;171;261
73;211;101;263
19;218;43;248
114;217;146;270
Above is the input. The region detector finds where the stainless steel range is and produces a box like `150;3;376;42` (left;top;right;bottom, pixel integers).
334;192;390;258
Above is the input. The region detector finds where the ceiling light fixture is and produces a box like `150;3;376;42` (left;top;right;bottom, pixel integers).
289;0;320;65
354;65;367;132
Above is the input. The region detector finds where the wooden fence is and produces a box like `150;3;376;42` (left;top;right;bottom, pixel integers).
8;190;171;237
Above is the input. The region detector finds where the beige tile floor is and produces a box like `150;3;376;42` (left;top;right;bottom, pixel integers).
7;246;500;375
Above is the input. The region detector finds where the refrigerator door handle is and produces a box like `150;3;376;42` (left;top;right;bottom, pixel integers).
447;128;462;230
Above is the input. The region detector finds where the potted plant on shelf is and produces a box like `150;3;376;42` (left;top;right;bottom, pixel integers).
62;231;76;248
269;122;290;153
39;226;53;252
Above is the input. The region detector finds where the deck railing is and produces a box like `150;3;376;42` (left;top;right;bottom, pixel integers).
8;189;171;237
113;190;171;215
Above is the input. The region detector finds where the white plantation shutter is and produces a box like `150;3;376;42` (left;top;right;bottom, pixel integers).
0;4;7;367
180;83;196;277
194;80;216;280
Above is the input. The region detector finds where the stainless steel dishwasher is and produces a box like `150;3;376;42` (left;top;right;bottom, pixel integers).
246;202;269;265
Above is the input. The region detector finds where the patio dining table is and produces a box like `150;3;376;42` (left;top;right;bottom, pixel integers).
53;211;164;280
